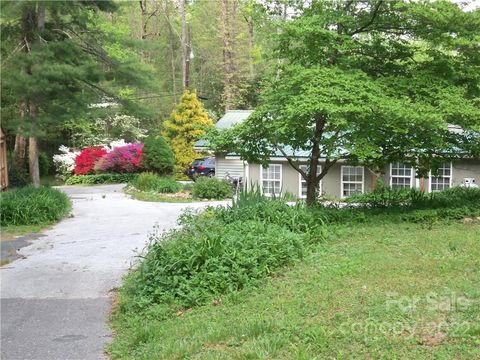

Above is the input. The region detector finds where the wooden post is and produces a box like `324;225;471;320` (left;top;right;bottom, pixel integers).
0;128;9;190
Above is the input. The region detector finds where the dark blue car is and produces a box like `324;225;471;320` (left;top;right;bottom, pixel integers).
186;157;215;180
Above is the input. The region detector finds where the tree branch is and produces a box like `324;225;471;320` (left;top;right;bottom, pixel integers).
348;0;384;36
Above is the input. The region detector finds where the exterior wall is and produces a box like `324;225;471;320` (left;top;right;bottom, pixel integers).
215;154;244;179
247;160;374;199
452;160;480;186
381;160;480;192
225;157;480;199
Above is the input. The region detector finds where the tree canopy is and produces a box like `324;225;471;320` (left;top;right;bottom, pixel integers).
210;0;480;205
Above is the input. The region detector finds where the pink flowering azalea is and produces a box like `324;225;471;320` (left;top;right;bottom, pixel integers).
95;143;144;173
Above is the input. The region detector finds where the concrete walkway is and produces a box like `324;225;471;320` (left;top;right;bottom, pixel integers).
1;184;226;360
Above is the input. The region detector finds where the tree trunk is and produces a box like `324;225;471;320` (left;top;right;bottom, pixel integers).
28;136;40;187
165;3;177;102
221;0;234;111
13;133;27;169
180;0;189;90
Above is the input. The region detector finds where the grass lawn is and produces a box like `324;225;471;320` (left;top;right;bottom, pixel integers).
1;224;45;240
124;186;213;203
109;221;480;359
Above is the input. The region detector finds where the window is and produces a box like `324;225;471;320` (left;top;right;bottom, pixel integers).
390;162;413;189
299;165;322;198
341;166;364;197
261;164;282;196
429;162;452;192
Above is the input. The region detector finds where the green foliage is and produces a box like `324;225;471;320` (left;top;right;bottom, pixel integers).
191;177;233;200
125;216;305;308
111;222;480;359
0;186;70;226
348;186;480;210
7;165;30;188
141;135;175;175
131;172;181;194
65;173;137;185
38;152;53;177
210;0;480;204
162;90;214;178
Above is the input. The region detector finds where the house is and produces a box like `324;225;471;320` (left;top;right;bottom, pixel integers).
202;110;480;199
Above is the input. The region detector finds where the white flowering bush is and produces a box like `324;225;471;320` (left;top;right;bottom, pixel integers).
52;145;80;181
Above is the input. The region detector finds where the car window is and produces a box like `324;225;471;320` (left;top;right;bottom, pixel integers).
204;158;215;166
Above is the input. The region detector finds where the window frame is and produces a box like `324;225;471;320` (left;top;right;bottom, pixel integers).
260;164;282;197
429;162;453;192
389;162;414;189
298;164;322;199
341;165;364;198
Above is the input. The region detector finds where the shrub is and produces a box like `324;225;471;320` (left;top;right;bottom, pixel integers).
74;146;107;175
132;172;181;193
141;135;175;175
192;177;233;199
65;173;138;185
0;186;70;226
127;217;304;308
39;152;53;176
94;143;143;173
53;145;79;180
7;165;30;187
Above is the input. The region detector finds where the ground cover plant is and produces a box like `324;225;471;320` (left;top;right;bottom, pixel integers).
0;186;70;226
110;187;480;359
65;173;138;185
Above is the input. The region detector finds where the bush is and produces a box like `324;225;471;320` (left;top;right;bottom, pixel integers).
39;152;53;176
7;165;30;187
53;145;79;180
74;146;107;175
1;186;70;226
94;143;143;174
132;172;181;193
141;135;175;175
65;173;138;185
127;217;304;308
192;177;233;199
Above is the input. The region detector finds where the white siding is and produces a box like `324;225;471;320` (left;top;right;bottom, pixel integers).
215;156;244;179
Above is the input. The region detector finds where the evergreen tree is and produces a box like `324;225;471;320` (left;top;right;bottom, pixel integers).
162;90;213;178
0;0;152;186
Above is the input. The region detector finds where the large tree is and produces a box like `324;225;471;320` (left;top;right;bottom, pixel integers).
210;0;480;205
1;0;152;186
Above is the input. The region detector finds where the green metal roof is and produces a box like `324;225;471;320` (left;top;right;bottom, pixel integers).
215;110;253;129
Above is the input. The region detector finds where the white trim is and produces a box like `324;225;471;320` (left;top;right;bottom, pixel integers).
341;165;364;198
389;162;414;189
260;163;282;196
244;161;249;189
298;165;322;199
428;162;453;192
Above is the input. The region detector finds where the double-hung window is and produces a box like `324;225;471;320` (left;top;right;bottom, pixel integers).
261;164;282;196
299;165;322;198
341;166;364;197
390;162;413;189
429;162;452;192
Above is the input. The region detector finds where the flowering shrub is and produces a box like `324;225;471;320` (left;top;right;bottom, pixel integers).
53;145;80;180
74;146;107;175
94;143;143;173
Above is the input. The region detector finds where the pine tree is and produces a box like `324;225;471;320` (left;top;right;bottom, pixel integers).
1;0;151;186
162;90;213;178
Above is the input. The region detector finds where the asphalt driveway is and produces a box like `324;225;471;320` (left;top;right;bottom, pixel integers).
1;184;226;360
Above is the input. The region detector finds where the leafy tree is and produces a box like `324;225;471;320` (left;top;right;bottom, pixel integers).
141;135;175;176
210;0;480;205
162;90;213;178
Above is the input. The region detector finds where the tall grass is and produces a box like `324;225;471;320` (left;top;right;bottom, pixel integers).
1;186;71;226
